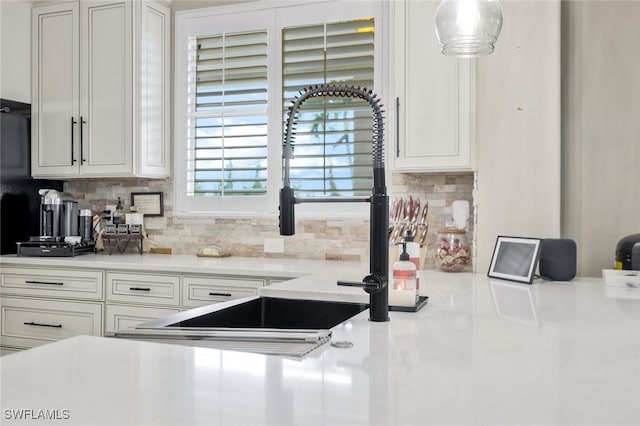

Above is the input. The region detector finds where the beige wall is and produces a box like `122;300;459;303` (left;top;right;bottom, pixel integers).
475;0;562;271
562;1;640;276
476;0;640;277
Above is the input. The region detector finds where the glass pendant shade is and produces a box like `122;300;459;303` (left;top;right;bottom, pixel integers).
435;0;503;57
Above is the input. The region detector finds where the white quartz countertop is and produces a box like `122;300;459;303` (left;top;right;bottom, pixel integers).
0;253;366;279
2;272;639;425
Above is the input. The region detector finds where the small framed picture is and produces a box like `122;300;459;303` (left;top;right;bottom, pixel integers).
488;236;542;284
130;192;164;217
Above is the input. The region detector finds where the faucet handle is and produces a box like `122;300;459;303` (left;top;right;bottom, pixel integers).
337;274;385;294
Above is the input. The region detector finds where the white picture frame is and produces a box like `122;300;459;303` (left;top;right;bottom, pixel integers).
488;236;542;284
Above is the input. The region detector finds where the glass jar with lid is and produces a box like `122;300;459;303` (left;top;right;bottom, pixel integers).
434;227;470;272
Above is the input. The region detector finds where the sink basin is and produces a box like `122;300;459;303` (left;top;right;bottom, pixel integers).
147;296;369;330
109;296;368;357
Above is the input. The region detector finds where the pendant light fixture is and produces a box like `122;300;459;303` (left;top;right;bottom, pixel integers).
435;0;503;57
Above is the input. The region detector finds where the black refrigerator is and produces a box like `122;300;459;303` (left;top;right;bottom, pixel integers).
0;99;63;254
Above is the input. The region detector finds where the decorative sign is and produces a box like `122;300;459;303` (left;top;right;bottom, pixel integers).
130;192;164;217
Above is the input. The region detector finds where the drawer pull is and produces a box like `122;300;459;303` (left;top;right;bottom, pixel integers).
129;287;151;292
209;292;232;297
24;321;62;328
25;280;64;286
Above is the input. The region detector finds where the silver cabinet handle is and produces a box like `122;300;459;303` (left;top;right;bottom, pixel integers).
80;116;87;163
25;280;64;286
396;97;400;157
71;117;78;164
24;321;62;328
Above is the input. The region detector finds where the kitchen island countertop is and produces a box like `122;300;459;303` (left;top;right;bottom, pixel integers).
1;270;639;425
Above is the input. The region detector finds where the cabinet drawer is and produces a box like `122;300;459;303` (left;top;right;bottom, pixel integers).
1;346;22;356
182;276;263;308
0;297;102;349
107;272;180;306
0;267;103;300
105;304;180;333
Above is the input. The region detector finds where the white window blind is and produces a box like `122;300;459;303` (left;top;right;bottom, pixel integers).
174;1;383;218
187;30;268;197
282;18;375;197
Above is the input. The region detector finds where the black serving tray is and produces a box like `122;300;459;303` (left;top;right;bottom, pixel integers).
16;241;95;257
389;295;428;312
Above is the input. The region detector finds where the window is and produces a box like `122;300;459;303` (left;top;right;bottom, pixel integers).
175;1;384;218
282;19;375;197
190;31;269;197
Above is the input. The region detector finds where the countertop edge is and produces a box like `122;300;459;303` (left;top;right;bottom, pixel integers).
0;253;367;280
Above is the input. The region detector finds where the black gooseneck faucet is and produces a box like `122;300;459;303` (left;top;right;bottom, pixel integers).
279;85;389;322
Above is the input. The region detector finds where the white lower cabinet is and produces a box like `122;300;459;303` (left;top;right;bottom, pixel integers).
0;347;22;356
105;272;181;331
105;304;180;333
0;297;102;350
0;266;104;352
0;267;103;300
0;262;282;354
182;276;263;308
106;272;180;306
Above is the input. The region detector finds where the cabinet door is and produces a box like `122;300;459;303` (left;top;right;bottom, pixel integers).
392;0;474;172
79;1;133;176
105;304;180;333
1;347;22;356
137;1;171;177
31;2;80;177
0;297;102;350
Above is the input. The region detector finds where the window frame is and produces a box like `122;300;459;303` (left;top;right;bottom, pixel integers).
174;0;387;219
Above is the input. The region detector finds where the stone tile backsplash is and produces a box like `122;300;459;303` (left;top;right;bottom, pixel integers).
65;172;474;268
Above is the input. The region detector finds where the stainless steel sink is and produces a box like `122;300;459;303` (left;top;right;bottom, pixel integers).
109;296;368;356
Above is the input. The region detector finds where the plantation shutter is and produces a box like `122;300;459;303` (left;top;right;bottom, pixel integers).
282;18;375;197
187;30;269;197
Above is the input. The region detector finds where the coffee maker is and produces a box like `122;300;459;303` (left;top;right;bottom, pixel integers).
39;189;78;240
16;189;95;256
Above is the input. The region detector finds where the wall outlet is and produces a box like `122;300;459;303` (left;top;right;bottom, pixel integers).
264;238;284;253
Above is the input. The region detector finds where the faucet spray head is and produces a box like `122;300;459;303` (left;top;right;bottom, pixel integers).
279;186;296;236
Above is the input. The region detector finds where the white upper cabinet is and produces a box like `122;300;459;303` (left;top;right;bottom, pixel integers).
31;1;170;179
390;0;474;172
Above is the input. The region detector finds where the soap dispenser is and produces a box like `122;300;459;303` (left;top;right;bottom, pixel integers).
113;197;124;226
390;242;418;307
404;230;421;291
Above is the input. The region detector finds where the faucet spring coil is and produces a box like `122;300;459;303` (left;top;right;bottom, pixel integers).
283;84;386;176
